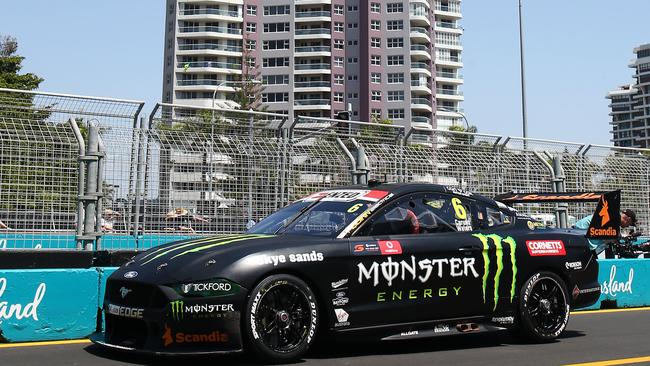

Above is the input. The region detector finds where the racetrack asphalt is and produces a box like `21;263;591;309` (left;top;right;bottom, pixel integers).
1;308;649;366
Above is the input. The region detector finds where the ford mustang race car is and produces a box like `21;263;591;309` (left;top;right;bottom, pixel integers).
91;183;608;363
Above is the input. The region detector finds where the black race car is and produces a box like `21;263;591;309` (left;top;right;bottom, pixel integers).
91;183;607;363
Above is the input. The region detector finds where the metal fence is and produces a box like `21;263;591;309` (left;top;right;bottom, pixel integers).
1;88;649;250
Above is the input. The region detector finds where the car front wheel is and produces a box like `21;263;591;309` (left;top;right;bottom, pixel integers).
244;274;319;363
518;271;570;342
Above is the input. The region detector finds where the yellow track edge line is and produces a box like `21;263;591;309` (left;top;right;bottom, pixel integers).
0;339;91;348
563;355;650;366
571;306;650;315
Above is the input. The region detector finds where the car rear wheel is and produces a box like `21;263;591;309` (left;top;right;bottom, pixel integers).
518;271;570;342
244;274;319;363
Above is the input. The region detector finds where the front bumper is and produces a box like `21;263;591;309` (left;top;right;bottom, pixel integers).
89;332;242;355
98;278;246;354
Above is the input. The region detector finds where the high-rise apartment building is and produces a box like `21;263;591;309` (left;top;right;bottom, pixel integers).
607;44;650;148
162;0;464;132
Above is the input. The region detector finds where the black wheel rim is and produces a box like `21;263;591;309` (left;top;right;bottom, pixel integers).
527;278;567;333
255;282;312;353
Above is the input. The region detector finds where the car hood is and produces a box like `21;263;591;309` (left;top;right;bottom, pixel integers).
112;233;276;284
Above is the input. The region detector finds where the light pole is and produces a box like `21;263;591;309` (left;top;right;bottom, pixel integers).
438;106;471;130
518;0;528;140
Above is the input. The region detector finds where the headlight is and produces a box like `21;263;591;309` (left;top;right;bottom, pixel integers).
173;279;241;297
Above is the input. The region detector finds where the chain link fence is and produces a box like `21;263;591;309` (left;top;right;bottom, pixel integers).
1;88;649;250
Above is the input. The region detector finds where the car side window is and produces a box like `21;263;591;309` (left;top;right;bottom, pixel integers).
355;193;477;236
476;203;515;229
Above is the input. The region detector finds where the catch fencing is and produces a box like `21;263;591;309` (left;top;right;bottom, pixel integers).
0;88;649;250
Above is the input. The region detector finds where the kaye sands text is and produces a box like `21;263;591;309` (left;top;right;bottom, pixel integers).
0;278;46;324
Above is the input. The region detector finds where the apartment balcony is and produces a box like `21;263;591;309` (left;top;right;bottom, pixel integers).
294;99;331;110
411;62;432;77
178;43;242;57
434;21;463;34
411;97;433;112
295;46;331;57
410;27;431;43
176;61;243;74
178;8;242;21
294;81;331;91
295;28;332;39
410;80;432;94
436;88;464;101
436;71;463;84
176;79;237;92
295;0;332;5
436;106;464;114
182;0;244;5
409;11;430;27
435;54;463;68
411;115;433;130
410;44;432;60
295;11;331;21
178;26;243;40
435;35;463;51
434;2;462;19
294;63;332;74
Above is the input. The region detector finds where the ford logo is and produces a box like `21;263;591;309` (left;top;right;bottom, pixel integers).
124;271;138;279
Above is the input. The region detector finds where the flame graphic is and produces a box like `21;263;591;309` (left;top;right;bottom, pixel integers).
162;325;173;347
599;198;610;226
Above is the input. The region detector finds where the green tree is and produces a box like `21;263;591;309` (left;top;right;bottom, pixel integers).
0;35;43;90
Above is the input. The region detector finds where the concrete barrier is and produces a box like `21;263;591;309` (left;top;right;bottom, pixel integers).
0;260;648;343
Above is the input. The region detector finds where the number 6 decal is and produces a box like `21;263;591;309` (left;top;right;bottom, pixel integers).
451;197;467;220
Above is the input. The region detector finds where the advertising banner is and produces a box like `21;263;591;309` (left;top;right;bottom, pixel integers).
584;259;650;309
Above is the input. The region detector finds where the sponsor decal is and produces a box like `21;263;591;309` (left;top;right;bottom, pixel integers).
472;234;518;311
588;227;618;237
353;242;380;254
491;316;514;325
162;325;229;347
123;271;138;279
338;192;395;238
526;240;566;257
599;198;610;226
0;278;45;324
332;291;349;306
527;221;535;230
331;278;348;289
378;240;402;255
119;287;132;299
434;324;450;333
108;304;144;319
302;190;389;203
503;192;601;202
250;292;263;339
357;255;479;287
376;287;461;302
401;330;418;336
425;200;445;209
454;219;473;232
176;280;240;297
253;251;324;266
334;308;349;327
565;261;583;271
169;301;235;321
572;285;600;300
445;186;473;197
601;265;633;297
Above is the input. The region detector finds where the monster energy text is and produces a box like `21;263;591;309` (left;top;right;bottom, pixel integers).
170;301;235;321
472;233;518;311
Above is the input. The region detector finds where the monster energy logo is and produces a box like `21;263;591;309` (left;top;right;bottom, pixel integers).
170;300;184;321
472;234;517;311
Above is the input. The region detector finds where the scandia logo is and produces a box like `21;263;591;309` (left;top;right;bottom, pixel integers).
472;234;518;311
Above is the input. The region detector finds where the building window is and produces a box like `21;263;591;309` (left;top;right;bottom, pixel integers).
371;108;382;117
387;73;404;83
264;22;290;32
334;92;344;103
387;2;404;13
388;109;405;119
246;40;256;50
262;92;289;103
348;23;358;29
246;57;256;67
263;39;290;50
370;55;381;66
370;2;381;13
334;57;344;67
371;90;382;101
334;74;344;85
347;75;358;81
246;22;256;33
348;5;358;11
246;5;257;16
387;55;404;66
370;20;381;31
334;4;344;15
334;22;344;32
371;72;381;83
387;20;403;31
347;57;358;64
387;90;404;101
387;37;404;48
334;39;345;50
262;74;289;85
347;40;358;46
264;5;290;15
263;57;290;67
348;92;359;99
371;37;381;48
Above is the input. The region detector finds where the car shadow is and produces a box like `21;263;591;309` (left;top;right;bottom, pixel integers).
83;330;586;365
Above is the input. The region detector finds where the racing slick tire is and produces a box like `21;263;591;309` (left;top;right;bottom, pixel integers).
244;274;319;363
517;271;570;342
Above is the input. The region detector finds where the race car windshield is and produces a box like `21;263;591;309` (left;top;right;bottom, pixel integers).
248;199;376;237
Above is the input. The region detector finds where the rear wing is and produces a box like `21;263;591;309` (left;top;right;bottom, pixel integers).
495;190;621;240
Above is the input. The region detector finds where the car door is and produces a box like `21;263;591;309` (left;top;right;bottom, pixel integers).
344;192;487;328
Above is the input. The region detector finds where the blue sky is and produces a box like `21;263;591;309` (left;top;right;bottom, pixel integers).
2;0;649;145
